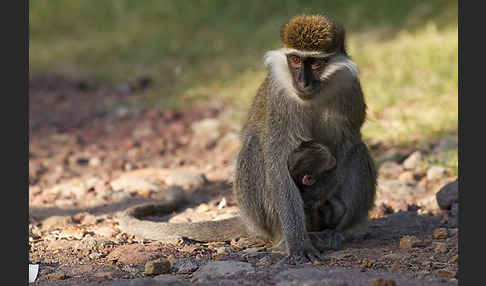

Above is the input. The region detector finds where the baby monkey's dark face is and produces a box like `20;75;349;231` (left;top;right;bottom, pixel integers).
287;141;336;188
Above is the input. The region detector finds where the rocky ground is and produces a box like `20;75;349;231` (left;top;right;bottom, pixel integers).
29;75;459;285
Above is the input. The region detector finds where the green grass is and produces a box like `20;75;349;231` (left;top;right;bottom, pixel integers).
356;23;458;145
30;0;458;150
425;149;458;177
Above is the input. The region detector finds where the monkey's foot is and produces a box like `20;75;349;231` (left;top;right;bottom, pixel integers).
269;239;286;253
309;230;344;251
275;239;323;266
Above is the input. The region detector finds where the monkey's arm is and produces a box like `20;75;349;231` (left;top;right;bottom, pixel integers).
264;135;320;260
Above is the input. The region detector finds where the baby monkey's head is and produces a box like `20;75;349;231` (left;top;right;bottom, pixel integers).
288;140;336;187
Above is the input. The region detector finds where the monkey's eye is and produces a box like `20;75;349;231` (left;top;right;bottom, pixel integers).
311;58;328;70
289;56;302;67
311;62;321;70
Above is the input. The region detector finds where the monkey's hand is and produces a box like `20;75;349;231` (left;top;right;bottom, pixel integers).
309;229;344;251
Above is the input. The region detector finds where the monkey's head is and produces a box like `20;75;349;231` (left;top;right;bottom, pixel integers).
288;141;336;188
264;14;356;101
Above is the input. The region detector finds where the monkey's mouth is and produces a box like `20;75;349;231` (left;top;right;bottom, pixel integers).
294;87;318;100
297;93;314;100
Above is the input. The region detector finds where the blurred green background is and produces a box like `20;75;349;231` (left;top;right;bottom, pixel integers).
29;0;458;172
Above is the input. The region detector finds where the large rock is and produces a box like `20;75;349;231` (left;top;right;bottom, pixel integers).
397;171;415;183
46;179;89;200
170;257;202;274
164;171;207;190
377;179;426;198
106;244;163;265
192;261;254;280
436;179;458;210
426;166;446;181
101;277;187;286
153;275;189;285
190;118;226;149
150;186;185;201
275;266;455;286
374;149;407;166
378;161;404;178
110;177;162;197
144;258;172;275
277;278;347;286
214;132;241;152
448;203;459;227
402;151;423;170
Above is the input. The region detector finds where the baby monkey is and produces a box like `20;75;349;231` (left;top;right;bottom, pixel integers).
288;141;346;250
288;141;337;190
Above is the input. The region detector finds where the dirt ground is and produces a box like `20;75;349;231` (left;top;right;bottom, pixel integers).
29;75;459;285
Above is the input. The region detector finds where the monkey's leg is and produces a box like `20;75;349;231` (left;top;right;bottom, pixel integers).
309;230;345;251
309;197;347;251
335;142;376;232
233;134;271;238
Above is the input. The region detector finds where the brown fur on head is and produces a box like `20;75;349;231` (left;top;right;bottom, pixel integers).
280;14;345;54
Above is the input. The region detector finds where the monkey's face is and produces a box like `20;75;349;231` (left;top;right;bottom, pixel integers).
286;54;329;100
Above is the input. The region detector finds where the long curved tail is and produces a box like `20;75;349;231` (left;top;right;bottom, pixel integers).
117;202;248;243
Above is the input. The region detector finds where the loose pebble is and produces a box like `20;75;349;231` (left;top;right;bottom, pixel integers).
144;258;172;275
433;228;449;239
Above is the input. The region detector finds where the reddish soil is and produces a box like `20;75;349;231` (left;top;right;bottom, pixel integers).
28;74;458;285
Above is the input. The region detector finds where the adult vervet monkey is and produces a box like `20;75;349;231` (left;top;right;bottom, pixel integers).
117;14;376;264
233;14;376;262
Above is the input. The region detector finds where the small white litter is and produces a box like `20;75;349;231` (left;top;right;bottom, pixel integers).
217;197;227;209
29;264;39;283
